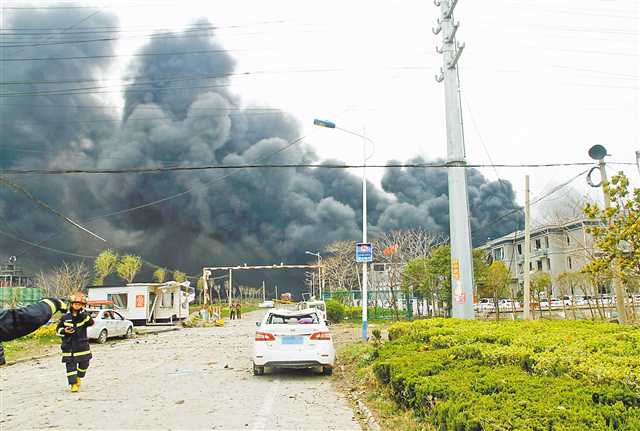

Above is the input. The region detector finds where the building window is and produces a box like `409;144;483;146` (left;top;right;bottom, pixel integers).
546;258;551;270
493;248;504;260
373;263;386;272
161;293;174;307
107;293;128;309
566;235;571;246
529;262;533;271
544;236;549;248
535;239;541;249
537;260;543;271
568;257;573;269
517;244;522;255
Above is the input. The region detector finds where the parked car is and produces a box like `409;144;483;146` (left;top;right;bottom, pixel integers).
477;298;495;312
252;308;335;376
258;300;275;308
87;309;134;344
550;298;563;308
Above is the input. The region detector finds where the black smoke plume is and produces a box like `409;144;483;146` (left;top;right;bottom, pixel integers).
0;9;521;294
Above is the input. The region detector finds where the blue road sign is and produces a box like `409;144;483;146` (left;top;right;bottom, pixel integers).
355;242;372;263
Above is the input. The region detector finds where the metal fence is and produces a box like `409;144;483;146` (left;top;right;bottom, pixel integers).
321;289;444;320
0;287;43;308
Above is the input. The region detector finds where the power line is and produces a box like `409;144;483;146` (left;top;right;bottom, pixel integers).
0;161;635;176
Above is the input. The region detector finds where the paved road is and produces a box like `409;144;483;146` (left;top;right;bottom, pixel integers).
0;311;361;431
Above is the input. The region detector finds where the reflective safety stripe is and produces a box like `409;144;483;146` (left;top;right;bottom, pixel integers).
74;350;91;356
42;299;56;315
62;352;73;357
77;316;91;327
77;367;87;372
63;322;74;327
66;371;77;376
57;329;65;337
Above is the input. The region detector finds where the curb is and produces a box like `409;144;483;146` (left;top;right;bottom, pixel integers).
355;398;382;431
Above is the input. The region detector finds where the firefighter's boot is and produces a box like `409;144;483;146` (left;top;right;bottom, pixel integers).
76;377;81;388
70;383;79;393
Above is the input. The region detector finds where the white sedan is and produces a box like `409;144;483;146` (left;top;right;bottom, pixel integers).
87;309;134;344
252;308;335;376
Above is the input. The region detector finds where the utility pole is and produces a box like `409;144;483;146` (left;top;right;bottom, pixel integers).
433;0;475;319
523;176;532;320
598;159;627;324
228;268;233;310
275;284;278;300
587;145;627;323
361;129;369;340
262;280;265;302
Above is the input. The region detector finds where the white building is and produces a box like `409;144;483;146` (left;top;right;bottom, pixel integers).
482;218;601;297
87;281;194;326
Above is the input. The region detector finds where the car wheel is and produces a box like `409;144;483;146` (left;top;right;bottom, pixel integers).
97;329;108;344
322;366;333;376
124;326;133;339
253;363;264;376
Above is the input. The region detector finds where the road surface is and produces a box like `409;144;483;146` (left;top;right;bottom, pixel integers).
0;311;361;430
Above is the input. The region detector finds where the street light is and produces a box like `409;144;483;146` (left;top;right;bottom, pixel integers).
305;251;322;299
313;118;374;341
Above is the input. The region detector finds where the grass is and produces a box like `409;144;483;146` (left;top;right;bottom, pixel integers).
3;323;60;363
336;342;434;431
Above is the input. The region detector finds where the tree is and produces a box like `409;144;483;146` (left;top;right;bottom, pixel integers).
38;261;92;298
483;261;511;320
94;249;118;285
583;172;639;322
173;270;187;283
116;255;142;284
531;271;552;319
153;267;167;283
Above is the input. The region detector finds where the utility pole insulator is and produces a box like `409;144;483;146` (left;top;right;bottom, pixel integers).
435;68;445;83
434;0;441;6
432;24;442;35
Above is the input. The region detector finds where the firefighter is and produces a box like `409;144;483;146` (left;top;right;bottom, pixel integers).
56;292;94;392
0;298;68;366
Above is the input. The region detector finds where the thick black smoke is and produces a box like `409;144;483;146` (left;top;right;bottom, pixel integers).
0;9;521;293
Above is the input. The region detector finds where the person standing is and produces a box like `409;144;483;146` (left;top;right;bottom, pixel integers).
56;292;94;393
229;302;236;320
235;302;242;320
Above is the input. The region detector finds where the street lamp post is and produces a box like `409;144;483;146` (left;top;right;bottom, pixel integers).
313;119;374;341
305;251;322;299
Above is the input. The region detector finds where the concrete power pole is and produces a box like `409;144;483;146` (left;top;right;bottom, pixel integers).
262;280;266;302
228;269;233;310
598;159;627;324
434;0;475;319
523;176;532;320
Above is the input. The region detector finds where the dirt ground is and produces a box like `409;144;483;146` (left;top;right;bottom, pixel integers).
0;311;361;431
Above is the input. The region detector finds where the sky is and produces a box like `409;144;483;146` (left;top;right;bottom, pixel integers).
0;0;638;284
5;0;638;203
97;0;640;207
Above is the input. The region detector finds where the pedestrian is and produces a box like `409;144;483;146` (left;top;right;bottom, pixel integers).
229;303;236;320
235;302;242;320
56;292;94;393
0;298;68;365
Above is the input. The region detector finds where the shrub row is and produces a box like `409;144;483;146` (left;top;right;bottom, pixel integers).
370;319;640;430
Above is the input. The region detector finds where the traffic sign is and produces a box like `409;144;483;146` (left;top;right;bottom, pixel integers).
355;243;373;263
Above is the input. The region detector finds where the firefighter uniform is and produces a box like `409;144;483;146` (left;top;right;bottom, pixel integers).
0;298;67;365
56;310;94;386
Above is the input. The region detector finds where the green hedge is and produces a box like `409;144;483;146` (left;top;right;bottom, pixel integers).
325;300;399;323
369;319;640;430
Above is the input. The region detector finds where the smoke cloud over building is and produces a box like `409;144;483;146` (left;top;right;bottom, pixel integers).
0;10;521;288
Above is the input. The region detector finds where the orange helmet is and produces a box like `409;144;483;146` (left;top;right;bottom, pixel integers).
69;292;87;305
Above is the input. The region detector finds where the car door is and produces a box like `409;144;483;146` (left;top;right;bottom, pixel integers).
112;311;126;336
